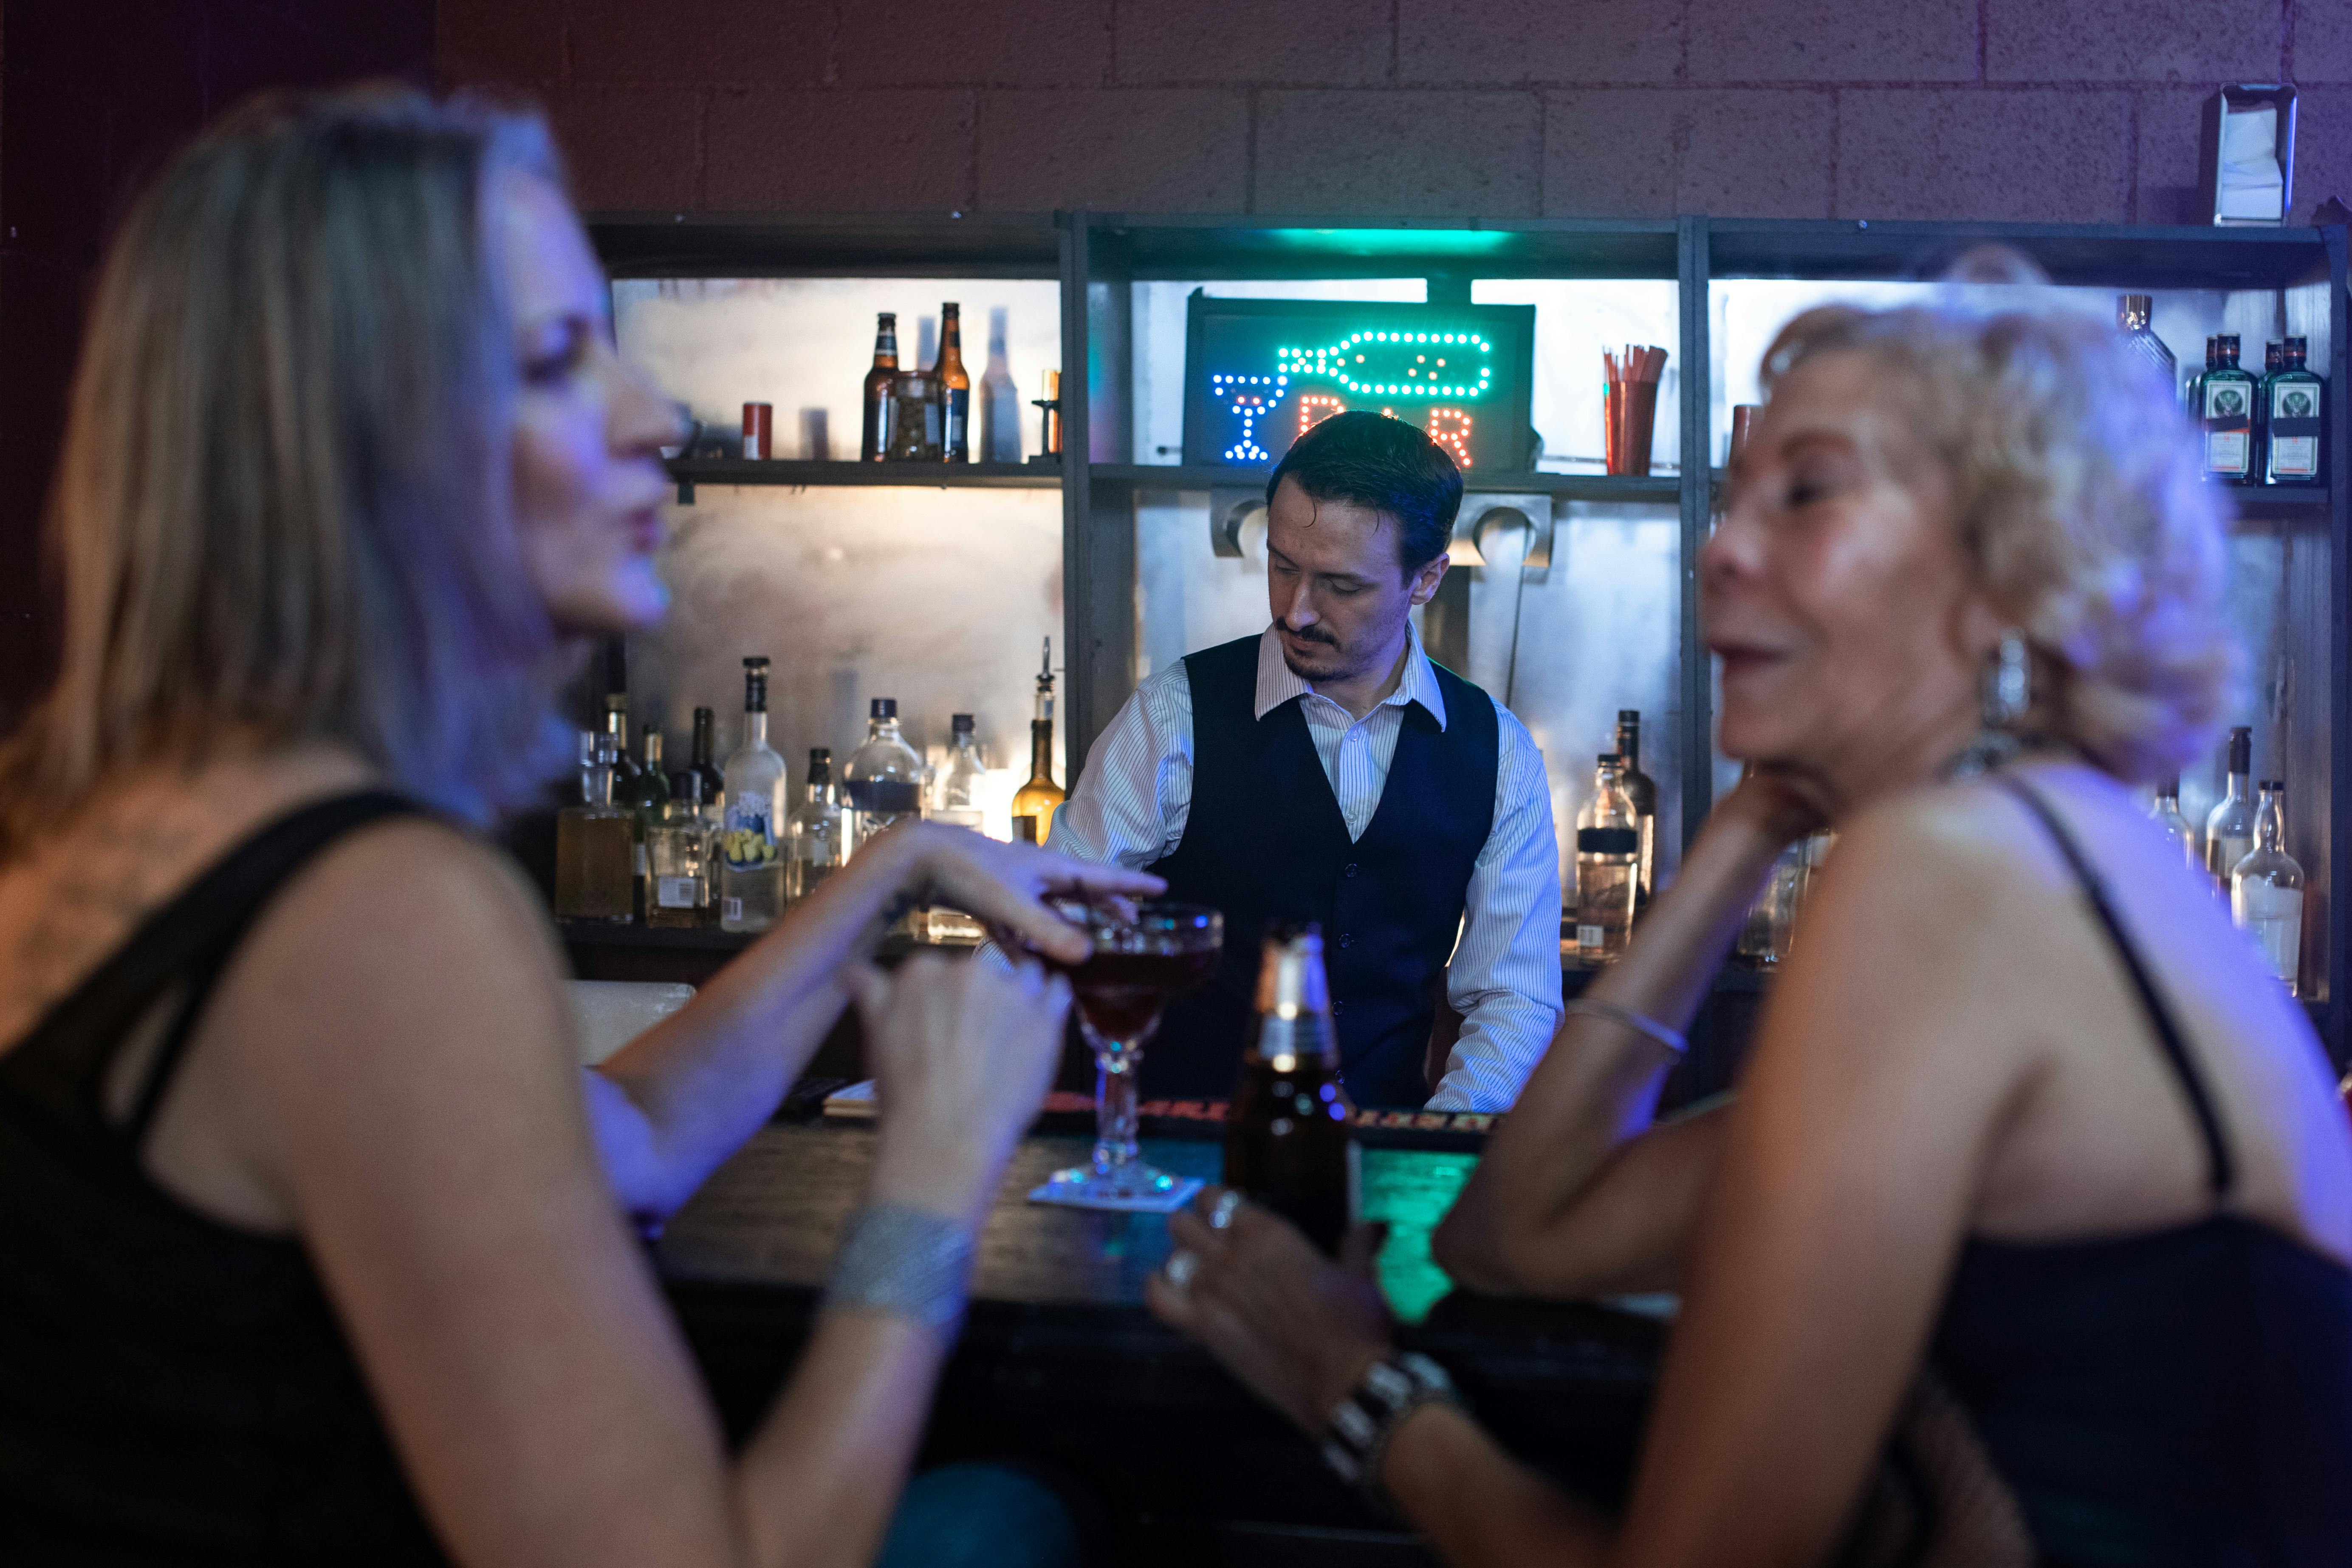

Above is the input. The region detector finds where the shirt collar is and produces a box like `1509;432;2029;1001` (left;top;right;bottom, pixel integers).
1253;620;1448;731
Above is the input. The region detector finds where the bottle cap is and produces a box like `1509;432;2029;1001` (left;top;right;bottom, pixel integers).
2285;336;2308;357
878;311;895;324
871;698;898;719
952;713;975;734
668;770;699;804
694;704;714;721
1617;709;1640;724
1598;752;1621;765
2118;294;2153;328
810;746;830;763
743;655;770;670
2159;773;2181;797
2264;779;2286;791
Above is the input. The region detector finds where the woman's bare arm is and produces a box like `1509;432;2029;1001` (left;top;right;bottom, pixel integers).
1435;780;1807;1297
217;821;1070;1568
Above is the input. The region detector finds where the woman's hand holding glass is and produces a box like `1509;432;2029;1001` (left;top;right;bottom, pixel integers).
889;820;1165;965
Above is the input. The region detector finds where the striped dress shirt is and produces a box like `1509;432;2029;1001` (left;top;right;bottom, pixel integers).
1049;622;1562;1111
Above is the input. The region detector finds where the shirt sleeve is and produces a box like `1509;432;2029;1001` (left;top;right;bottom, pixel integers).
1044;663;1193;871
1430;705;1564;1112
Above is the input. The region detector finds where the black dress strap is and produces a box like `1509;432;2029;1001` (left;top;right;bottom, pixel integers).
1992;772;2235;1199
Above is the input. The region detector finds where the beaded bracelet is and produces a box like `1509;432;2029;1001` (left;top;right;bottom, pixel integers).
1321;1351;1461;1510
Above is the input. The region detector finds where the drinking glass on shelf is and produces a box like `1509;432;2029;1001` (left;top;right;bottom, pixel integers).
1007;900;1223;1204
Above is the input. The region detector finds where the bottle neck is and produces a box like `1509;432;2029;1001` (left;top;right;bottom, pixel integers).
807;770;830;802
1030;720;1055;782
873;325;898;368
1615;729;1639;769
744;711;768;750
2258;794;2284;848
692;713;714;766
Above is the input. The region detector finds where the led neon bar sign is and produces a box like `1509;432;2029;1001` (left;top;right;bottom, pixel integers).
1182;295;1535;472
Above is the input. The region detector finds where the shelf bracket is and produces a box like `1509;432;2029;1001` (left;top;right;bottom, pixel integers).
1209;486;1265;558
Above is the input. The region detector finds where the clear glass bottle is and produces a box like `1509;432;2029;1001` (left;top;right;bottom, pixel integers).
844;698;924;853
2264;336;2324;486
785;748;845;903
860;311;899;463
1011;639;1066;842
2200;333;2256;484
932;714;987;831
645;771;716;929
554;733;635;923
720;656;787;932
1573;754;1640;963
2116;294;2176;398
1614;709;1658;913
2149;773;2198;872
2231;781;2304;995
2204;726;2257;890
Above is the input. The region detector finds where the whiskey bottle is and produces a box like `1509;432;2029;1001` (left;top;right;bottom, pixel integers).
719;657;787;932
1010;639;1066;842
2230;781;2304;994
844;699;924;852
785;748;844;902
2200;335;2256;484
1573;754;1640;962
2263;336;2324;486
554;733;635;923
2204;726;2257;889
2149;774;2198;872
860;312;899;463
932;714;987;831
2116;295;2176;396
1225;924;1358;1256
645;772;716;929
1614;709;1658;913
933;302;971;463
689;706;727;823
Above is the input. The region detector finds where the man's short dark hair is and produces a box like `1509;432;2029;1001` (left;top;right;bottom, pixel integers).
1265;411;1462;577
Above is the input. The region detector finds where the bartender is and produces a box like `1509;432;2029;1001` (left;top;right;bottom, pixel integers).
1050;412;1561;1110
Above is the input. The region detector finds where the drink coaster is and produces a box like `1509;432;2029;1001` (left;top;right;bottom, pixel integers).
1026;1176;1204;1214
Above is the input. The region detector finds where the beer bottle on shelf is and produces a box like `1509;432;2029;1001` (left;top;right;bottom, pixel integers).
1225;924;1359;1256
934;302;971;463
860;312;898;463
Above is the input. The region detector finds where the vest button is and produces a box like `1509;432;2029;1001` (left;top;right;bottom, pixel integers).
1332;1001;1346;1017
1344;862;1358;878
1338;932;1354;949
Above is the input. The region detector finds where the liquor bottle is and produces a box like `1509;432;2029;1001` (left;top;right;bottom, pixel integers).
2231;781;2304;995
553;733;635;923
2255;340;2281;477
2264;336;2324;486
2204;726;2257;889
626;730;671;915
1225;924;1358;1256
860;311;899;463
719;657;787;932
785;748;845;903
689;706;727;823
933;302;971;463
603;640;644;796
2116;295;2175;396
645;772;716;929
844;698;924;852
2150;774;2198;872
932;714;987;831
1010;639;1065;843
1614;709;1658;913
2199;334;2256;484
1573;754;1640;962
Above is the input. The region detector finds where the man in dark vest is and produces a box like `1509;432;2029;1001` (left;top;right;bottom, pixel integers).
1049;412;1562;1109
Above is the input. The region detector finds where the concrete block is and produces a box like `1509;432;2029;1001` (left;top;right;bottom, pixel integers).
707;90;975;212
1544;89;1832;218
1988;0;2280;82
2135;87;2211;225
1399;0;1680;85
1256;90;1541;216
1837;89;2132;222
437;0;563;87
977;89;1247;210
1686;0;1976;84
2298;1;2352;83
2289;87;2352;223
568;0;827;85
836;0;1111;87
1544;91;1677;216
1118;0;1388;85
548;84;703;212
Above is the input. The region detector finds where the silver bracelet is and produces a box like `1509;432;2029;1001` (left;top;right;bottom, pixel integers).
822;1202;975;1335
1561;997;1688;1058
1321;1351;1461;1510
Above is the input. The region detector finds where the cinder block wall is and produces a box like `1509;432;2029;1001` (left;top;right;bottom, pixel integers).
440;0;2352;224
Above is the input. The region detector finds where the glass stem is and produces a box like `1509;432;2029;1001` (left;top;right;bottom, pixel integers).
1092;1038;1142;1175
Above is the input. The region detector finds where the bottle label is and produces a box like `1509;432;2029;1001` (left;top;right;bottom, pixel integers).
632;844;648;876
2270;435;2319;477
2205;429;2249;474
846;779;923;814
1576;827;1640;855
723;896;743;923
1576;924;1605;950
943;387;969;457
721;799;776;870
657;875;700;909
2205;380;2249;423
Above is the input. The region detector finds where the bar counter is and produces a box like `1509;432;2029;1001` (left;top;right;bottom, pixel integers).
658;1119;1665;1563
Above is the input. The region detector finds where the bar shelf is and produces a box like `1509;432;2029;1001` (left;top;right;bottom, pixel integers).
665;458;1062;496
1092;464;1680;502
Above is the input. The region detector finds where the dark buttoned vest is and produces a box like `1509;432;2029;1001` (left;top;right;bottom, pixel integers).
1141;634;1498;1107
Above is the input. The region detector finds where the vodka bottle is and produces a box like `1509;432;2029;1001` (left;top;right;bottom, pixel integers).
844;698;924;853
1573;754;1640;962
932;713;987;831
785;748;844;903
2149;774;2198;872
719;657;787;932
2231;781;2304;995
2204;726;2256;890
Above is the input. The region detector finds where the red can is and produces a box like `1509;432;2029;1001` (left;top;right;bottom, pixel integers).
742;401;774;461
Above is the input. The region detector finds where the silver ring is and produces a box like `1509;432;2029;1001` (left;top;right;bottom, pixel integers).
1207;1191;1243;1231
1163;1248;1199;1291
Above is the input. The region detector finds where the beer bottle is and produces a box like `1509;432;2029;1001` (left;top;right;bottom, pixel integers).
860;312;898;462
933;302;971;463
1225;924;1359;1254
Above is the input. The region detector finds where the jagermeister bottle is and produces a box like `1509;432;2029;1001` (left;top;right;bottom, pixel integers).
2200;334;2256;484
1225;924;1359;1255
2264;336;2324;486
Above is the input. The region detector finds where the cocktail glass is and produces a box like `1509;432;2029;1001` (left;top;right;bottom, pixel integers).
1032;900;1222;1204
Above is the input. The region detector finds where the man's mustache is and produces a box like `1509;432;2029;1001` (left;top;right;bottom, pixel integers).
1277;619;1337;647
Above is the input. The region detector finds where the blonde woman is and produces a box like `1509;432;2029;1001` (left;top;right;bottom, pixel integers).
0;90;1155;1565
1149;293;2352;1562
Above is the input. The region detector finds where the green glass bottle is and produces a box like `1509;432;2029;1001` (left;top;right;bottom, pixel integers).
2199;334;2256;486
2263;336;2324;486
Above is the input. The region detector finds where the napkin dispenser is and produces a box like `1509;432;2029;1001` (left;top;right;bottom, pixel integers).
2199;85;2296;226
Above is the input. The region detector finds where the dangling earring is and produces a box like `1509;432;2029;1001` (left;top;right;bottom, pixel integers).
1947;630;2032;779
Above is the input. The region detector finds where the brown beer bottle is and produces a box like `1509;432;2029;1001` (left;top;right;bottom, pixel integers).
1225;924;1359;1254
859;312;898;462
933;302;971;463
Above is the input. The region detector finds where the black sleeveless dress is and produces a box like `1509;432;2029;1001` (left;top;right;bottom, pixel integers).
0;792;449;1564
1928;777;2352;1563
